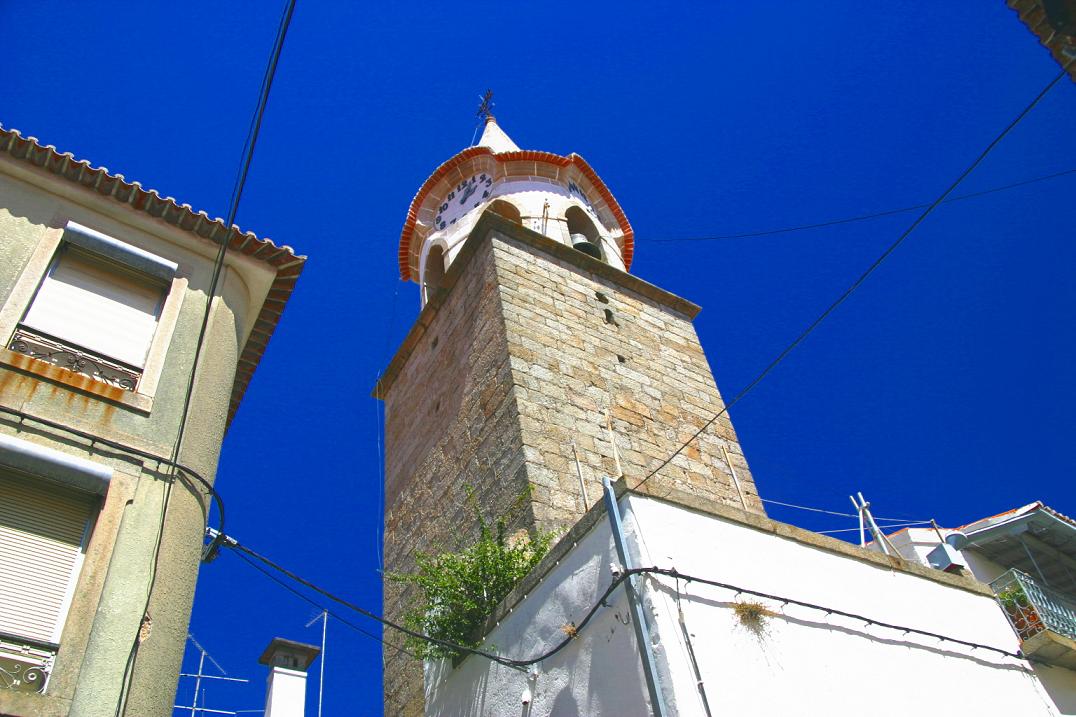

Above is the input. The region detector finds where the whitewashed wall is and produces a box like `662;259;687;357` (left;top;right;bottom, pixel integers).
426;493;1060;716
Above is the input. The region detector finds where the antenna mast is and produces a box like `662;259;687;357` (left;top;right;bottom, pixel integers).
305;610;329;717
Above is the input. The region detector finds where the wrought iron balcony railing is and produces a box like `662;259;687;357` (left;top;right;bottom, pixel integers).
990;568;1076;643
8;326;140;391
0;634;55;694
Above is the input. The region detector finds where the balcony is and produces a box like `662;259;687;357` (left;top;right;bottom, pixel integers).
991;568;1076;669
9;326;140;391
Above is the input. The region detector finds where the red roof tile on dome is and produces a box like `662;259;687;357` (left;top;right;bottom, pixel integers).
398;145;634;281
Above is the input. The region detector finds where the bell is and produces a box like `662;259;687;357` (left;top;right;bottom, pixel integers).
571;233;602;260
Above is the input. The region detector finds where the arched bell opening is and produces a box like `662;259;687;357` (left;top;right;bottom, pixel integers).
565;206;603;261
488;199;523;225
422;244;447;304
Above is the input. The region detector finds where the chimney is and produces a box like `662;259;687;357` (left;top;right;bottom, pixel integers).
259;637;321;717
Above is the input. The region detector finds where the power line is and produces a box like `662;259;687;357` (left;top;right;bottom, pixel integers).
760;497;930;523
651;166;1076;243
230;548;419;661
227;538;530;671
115;2;298;714
815;521;929;535
632;58;1073;493
221;539;1024;665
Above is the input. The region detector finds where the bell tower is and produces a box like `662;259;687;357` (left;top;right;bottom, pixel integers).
377;117;765;715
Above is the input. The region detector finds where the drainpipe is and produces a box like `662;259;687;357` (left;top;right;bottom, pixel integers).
602;478;669;717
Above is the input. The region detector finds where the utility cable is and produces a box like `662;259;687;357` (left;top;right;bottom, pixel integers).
373;283;401;573
633;58;1073;493
114;2;298;714
815;521;929;535
220;538;1025;666
226;538;531;671
0;405;224;523
760;497;930;524
651;166;1076;243
230;547;419;661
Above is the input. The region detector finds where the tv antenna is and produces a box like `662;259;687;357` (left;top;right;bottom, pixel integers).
305;610;329;717
174;633;250;716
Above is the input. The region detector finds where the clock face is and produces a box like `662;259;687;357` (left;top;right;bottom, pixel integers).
435;173;494;231
567;180;596;213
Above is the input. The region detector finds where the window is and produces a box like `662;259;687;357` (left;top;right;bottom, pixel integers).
8;222;177;392
0;470;95;693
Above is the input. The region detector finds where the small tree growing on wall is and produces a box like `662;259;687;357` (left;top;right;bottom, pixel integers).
389;490;552;660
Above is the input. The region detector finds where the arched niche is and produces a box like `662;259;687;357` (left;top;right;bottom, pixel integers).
565;206;603;260
488;199;522;225
422;244;446;302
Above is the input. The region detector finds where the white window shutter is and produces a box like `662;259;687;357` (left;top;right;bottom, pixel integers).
22;249;165;368
0;473;93;644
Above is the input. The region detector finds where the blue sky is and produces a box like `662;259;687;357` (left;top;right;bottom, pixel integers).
3;3;1075;715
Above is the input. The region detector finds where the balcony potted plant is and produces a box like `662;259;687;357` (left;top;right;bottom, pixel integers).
997;581;1043;639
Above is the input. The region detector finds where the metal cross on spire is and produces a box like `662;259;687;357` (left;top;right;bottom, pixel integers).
476;89;495;120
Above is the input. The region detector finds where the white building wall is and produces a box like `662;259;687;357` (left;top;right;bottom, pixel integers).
425;501;653;716
427;493;1061;716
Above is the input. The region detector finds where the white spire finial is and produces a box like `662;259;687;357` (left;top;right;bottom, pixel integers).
476;115;520;153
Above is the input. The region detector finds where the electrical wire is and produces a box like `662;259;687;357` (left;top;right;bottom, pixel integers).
650;167;1076;243
632;58;1073;493
230;547;419;661
373;283;401;573
227;538;530;671
113;3;298;714
0;405;224;531
221;539;1025;665
815;521;929;535
760;497;930;524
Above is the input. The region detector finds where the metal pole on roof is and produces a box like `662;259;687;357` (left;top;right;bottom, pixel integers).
854;493;900;557
305;610;328;717
190;647;206;717
721;446;747;510
851;495;867;548
571;442;590;513
602;477;669;717
930;519;947;544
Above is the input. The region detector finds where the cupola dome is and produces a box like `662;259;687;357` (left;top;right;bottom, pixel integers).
397;117;634;305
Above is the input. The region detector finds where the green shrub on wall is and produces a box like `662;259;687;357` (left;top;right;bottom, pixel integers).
389;492;552;660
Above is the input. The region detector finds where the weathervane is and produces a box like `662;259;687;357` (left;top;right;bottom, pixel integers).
476;89;495;120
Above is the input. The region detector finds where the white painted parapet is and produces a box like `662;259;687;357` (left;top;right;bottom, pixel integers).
426;492;1061;716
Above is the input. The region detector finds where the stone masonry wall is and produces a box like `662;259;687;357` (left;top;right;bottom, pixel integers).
380;219;763;715
492;233;764;532
381;236;535;717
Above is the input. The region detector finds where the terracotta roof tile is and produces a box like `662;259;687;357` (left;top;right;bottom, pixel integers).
398;145;634;280
0;124;307;430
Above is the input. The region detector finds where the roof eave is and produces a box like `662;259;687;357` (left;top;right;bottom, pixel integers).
0;123;307;430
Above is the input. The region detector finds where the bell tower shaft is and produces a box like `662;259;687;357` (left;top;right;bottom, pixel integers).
376;213;763;716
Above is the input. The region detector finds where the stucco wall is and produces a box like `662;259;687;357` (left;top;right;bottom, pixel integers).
0;158;259;716
428;492;1061;716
